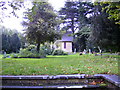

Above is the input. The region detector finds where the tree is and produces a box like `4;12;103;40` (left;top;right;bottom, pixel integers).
59;2;93;52
1;26;11;53
100;2;120;25
10;33;21;53
18;33;27;49
88;3;120;52
1;26;21;53
59;2;79;34
74;25;92;52
59;2;79;52
23;1;60;52
75;2;93;52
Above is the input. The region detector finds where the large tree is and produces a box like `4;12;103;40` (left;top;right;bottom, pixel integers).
74;25;92;52
89;3;120;52
59;1;93;52
59;2;79;35
23;1;60;52
1;26;21;53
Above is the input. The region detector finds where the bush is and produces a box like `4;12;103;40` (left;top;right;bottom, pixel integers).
10;53;19;58
2;54;11;58
20;49;45;58
11;45;46;58
52;50;68;55
41;45;54;55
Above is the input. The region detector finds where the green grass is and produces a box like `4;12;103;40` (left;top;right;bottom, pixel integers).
1;54;119;75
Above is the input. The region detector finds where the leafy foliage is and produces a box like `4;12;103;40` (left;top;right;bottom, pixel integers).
1;26;21;53
74;25;92;52
89;3;120;52
100;2;120;25
59;2;93;52
59;2;79;33
59;2;92;33
23;1;60;52
52;50;68;55
41;44;54;55
11;45;46;58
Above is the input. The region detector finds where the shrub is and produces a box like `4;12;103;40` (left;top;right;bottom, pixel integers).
41;45;54;55
11;45;46;58
18;49;46;58
52;50;68;55
10;53;19;58
2;54;11;58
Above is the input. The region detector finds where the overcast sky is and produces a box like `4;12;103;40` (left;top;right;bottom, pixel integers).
0;0;66;32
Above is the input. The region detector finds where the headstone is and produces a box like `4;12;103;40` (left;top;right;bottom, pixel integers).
4;51;6;57
99;50;102;55
117;52;120;55
89;49;92;54
83;49;86;54
74;48;76;54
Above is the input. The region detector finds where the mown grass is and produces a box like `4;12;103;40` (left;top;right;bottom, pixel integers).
1;54;119;75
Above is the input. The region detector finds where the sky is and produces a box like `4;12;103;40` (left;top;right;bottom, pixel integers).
0;0;66;32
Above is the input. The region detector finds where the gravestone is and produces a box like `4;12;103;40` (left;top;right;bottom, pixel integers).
83;49;86;54
3;51;6;57
89;49;92;54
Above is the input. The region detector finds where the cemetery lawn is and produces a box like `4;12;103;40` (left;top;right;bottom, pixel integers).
1;54;119;75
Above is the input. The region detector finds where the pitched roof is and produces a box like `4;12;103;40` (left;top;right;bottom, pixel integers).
61;31;73;42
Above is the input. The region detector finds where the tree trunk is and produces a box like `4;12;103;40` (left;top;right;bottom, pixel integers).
71;18;75;52
37;43;40;53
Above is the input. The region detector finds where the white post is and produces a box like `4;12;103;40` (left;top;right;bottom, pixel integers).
89;49;91;54
98;46;102;55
